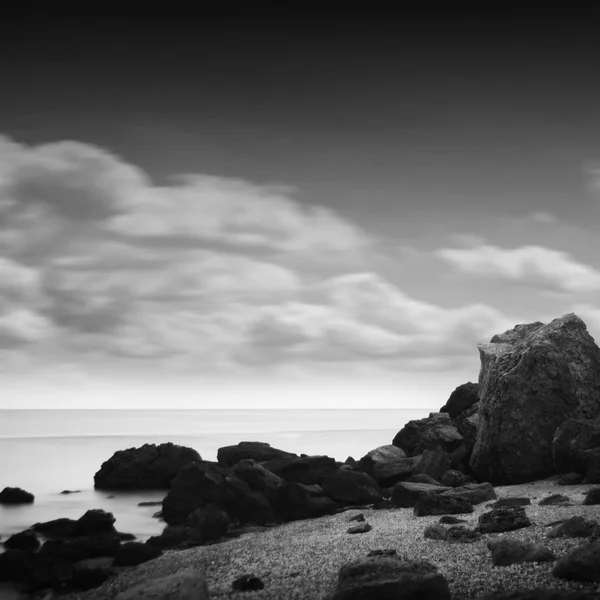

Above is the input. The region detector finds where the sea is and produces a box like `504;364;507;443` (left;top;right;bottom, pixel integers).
0;408;432;545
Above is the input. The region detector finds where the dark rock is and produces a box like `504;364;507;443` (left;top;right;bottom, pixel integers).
71;557;114;591
183;505;230;543
391;482;450;508
553;541;600;582
557;472;584;486
553;418;600;474
404;473;444;486
348;513;365;522
583;448;600;484
478;506;532;534
453;402;480;448
220;478;278;525
487;538;556;566
371;499;395;510
275;455;338;485
117;532;136;541
347;523;372;534
231;459;284;498
393;412;463;457
31;518;77;539
218;441;297;467
138;501;162;506
490;497;531;508
94;442;201;490
113;542;162;566
0;487;34;504
471;314;600;485
39;535;121;562
60;490;81;495
424;524;447;540
441;469;471;488
440;382;479;420
367;549;397;558
0;550;34;582
439;515;467;524
3;530;40;552
441;482;496;505
114;569;210;600
414;494;474;517
146;525;204;550
274;482;338;521
357;445;414;486
414;449;451;482
331;557;451;600
321;470;382;505
478;590;600;599
547;516;600;539
539;493;570;506
447;526;481;543
232;574;265;591
583;487;600;505
72;509;116;536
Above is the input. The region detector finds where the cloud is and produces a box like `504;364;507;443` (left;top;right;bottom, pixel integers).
436;244;600;293
529;211;558;225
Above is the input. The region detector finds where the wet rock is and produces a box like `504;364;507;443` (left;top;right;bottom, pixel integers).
478;506;532;534
274;455;338;486
487;538;556;566
60;490;81;495
553;541;600;582
404;473;444;486
145;525;204;550
71;557;115;591
348;513;365;522
95;442;201;490
31;518;77;539
0;487;34;504
0;550;34;582
331;557;451;600
583;448;600;484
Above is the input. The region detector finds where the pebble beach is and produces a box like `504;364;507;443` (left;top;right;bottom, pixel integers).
60;477;600;600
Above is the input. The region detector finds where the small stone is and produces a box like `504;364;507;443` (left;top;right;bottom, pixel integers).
583;487;600;505
348;513;365;522
347;523;372;534
424;524;448;540
447;526;481;543
232;574;264;591
538;493;570;505
438;515;467;524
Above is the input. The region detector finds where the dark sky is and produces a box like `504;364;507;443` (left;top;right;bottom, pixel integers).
2;9;600;227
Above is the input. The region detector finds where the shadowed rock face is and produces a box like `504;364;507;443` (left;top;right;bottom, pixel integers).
470;313;600;485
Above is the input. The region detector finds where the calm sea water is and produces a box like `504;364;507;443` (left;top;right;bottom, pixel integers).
0;409;431;543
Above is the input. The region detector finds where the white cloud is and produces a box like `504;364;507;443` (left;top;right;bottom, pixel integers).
530;211;558;225
436;244;600;293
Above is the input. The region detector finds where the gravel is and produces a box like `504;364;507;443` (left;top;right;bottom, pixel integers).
62;478;600;600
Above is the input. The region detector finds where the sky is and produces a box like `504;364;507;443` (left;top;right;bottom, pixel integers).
2;10;600;408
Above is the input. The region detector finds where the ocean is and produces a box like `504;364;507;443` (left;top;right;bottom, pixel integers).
0;408;432;544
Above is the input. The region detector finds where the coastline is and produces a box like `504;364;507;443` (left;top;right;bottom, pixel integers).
60;477;600;600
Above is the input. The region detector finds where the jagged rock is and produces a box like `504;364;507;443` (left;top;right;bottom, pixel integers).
217;441;297;467
440;482;496;505
583;487;600;505
557;472;583;486
331;557;451;600
453;402;480;449
547;516;600;539
478;506;532;534
414;449;451;482
94;443;201;490
446;526;481;543
391;482;450;508
441;469;471;488
3;530;40;552
113;542;162;566
231;459;284;497
321;470;382;505
424;524;448;540
72;509;116;536
271;455;338;485
232;574;265;591
0;487;34;504
539;494;570;506
487;538;556;566
490;497;531;508
553;541;600;582
440;382;479;420
358;445;414;486
114;569;210;599
414;494;473;517
553;418;600;474
393;412;463;457
471;314;600;485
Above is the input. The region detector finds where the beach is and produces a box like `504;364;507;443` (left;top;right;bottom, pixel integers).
60;478;600;600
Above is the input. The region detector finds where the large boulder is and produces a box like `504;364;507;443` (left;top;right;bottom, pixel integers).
439;382;479;420
0;487;34;504
414;494;474;517
272;455;338;485
477;506;532;534
357;445;414;486
217;441;298;467
487;538;556;567
470;314;600;485
553;418;600;474
413;449;451;482
391;482;451;508
321;470;382;505
440;482;496;505
552;541;600;583
393;412;463;457
94;443;201;490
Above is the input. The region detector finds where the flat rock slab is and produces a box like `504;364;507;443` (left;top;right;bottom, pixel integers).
487;538;556;566
115;569;210;600
391;482;451;508
441;482;496;505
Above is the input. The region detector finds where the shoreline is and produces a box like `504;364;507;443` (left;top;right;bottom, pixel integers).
59;477;600;600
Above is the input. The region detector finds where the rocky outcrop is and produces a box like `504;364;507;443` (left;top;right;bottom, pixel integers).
94;443;201;490
357;445;414;486
392;412;463;457
440;382;479;420
470;314;600;485
553;418;600;476
217;441;298;467
0;487;34;504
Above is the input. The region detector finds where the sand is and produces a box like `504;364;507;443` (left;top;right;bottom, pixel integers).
51;478;600;599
